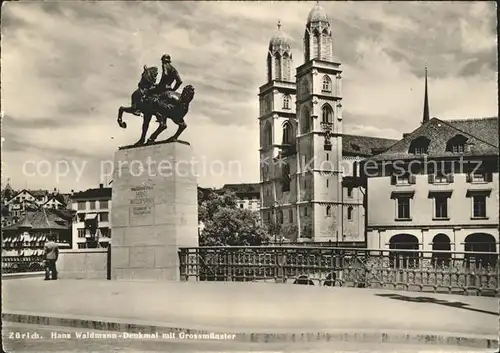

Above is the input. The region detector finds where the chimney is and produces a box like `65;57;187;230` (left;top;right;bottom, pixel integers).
99;183;103;189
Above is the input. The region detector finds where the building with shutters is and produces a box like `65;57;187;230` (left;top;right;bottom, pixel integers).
258;3;396;245
70;184;112;249
363;116;498;258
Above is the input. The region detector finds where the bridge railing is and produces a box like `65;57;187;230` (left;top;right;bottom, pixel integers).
178;246;499;297
1;256;45;274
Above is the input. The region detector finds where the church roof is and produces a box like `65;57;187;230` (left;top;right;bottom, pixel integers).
269;21;291;51
342;134;398;157
307;3;329;24
367;117;498;161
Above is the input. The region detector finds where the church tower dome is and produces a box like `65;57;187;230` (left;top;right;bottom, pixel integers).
267;20;294;82
307;2;329;24
269;21;291;51
304;2;333;62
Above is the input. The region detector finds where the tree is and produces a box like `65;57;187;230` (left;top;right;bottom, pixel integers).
198;189;270;246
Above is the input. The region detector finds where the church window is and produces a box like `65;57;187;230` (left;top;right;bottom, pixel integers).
322;75;332;92
347;206;353;220
282;121;293;145
283;95;291;109
263;121;272;148
321;104;333;123
300;106;312;134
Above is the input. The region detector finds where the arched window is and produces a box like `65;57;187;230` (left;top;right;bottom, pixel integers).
274;53;282;81
300;106;311;134
321;104;333;123
322;75;332;92
263;121;272;147
409;136;430;155
282;121;294;145
347;206;353;220
326;205;331;217
283;95;291;109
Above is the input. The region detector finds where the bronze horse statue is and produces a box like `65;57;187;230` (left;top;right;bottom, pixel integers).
117;66;195;146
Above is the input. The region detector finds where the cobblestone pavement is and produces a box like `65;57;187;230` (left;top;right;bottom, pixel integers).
2;323;492;353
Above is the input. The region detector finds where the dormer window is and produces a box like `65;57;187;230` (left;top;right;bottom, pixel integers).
409;136;430;155
446;134;468;153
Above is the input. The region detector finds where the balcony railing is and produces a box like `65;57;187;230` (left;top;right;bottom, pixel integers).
178;246;499;297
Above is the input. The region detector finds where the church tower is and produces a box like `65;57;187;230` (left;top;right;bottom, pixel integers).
295;2;343;242
259;21;297;238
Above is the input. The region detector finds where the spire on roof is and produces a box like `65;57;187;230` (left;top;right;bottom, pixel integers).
422;66;430;124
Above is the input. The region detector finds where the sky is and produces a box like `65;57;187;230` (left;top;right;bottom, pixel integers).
1;1;497;193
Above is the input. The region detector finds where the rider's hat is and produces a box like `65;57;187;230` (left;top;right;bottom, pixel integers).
161;54;171;63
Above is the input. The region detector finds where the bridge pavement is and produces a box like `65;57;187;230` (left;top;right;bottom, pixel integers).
1;278;498;348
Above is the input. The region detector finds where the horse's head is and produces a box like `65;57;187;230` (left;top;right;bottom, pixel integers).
142;65;158;85
180;85;195;104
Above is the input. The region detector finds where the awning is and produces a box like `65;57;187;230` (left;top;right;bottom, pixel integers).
390;190;415;199
85;213;98;220
466;188;492;197
428;189;453;197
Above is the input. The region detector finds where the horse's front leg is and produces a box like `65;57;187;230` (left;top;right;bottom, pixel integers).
117;106;141;129
147;116;167;144
134;112;152;146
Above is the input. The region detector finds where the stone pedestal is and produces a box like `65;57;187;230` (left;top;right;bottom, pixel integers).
111;140;198;281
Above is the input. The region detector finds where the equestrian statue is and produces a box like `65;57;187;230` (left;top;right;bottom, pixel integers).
117;54;195;146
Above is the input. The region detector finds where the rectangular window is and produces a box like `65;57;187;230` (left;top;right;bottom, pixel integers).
99;200;109;209
78;214;85;222
397;197;410;219
347;187;353;198
452;144;464;153
414;147;426;155
77;228;85;238
89;201;96;210
326;180;329;188
77;201;86;210
434;196;448;219
326;153;329;161
100;212;109;222
396;174;410;185
289;209;293;222
473;195;486;218
304;207;308;216
434;172;448;184
472;172;485;182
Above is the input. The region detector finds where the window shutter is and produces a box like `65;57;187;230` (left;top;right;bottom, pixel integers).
447;173;454;183
409;175;416;184
390;175;396;185
428;174;434;184
466;173;472;183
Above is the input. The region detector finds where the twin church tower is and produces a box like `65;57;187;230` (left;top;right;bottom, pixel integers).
258;2;350;244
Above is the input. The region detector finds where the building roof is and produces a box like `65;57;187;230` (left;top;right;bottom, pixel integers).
367;117;499;161
2;208;70;231
342;134;398;157
71;186;112;200
221;183;260;196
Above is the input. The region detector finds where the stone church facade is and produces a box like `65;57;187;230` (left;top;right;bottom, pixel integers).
258;3;396;245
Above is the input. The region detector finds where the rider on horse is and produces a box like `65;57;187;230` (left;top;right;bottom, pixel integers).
156;54;183;96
